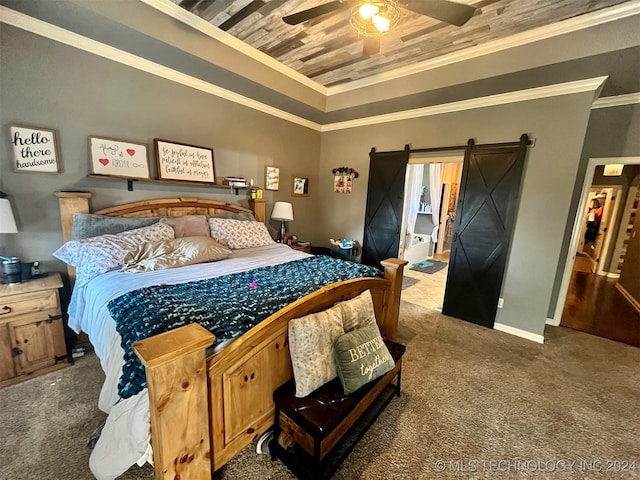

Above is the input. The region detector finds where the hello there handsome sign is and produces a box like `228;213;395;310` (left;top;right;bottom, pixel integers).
10;125;61;173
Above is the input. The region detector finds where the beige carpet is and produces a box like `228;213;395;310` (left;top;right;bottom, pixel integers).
1;302;639;479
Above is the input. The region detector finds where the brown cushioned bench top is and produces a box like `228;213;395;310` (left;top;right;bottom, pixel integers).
273;338;406;439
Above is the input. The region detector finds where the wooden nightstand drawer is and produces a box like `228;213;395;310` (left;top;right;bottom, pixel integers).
0;289;60;321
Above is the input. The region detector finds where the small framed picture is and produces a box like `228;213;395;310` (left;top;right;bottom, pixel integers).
291;175;310;197
89;136;150;179
265;166;280;191
9;124;62;173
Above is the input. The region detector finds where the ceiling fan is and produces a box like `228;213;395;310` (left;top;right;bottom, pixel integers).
283;0;476;55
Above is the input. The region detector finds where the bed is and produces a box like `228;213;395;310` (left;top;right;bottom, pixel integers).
54;192;406;480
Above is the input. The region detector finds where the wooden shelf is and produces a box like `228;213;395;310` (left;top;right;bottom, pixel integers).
87;174;256;194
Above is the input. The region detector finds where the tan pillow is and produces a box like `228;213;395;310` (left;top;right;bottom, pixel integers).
288;304;345;398
160;215;210;238
121;236;231;272
336;290;377;332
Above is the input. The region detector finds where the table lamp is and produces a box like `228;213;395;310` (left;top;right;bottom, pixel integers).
271;201;294;243
0;195;21;284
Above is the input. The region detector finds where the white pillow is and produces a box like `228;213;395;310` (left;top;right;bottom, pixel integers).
335;289;377;332
288;304;345;398
53;223;174;286
208;218;275;249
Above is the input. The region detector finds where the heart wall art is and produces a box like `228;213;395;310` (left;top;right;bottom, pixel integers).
89;136;150;179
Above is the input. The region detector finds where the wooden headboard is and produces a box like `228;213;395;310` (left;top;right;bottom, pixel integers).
54;192;267;282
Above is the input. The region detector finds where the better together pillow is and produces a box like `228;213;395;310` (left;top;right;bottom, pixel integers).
122;236;231;272
333;323;395;395
54;222;174;286
208;218;274;249
288;304;345;398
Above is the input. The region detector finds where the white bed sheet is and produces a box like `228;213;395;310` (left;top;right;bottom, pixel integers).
72;243;309;479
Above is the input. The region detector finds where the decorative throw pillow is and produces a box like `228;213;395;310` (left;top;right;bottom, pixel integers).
160;215;210;238
333;324;395;395
208;218;275;249
121;236;231;272
71;213;160;240
53;223;174;286
288;304;345;398
336;289;377;332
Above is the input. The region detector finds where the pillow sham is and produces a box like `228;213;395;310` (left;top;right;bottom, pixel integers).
53;223;174;286
71;213;161;240
208;218;274;249
160;215;210;238
336;289;377;332
288;304;345;398
122;236;231;272
207;212;255;221
333;323;395;395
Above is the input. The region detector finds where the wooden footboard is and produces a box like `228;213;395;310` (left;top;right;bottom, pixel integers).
133;260;406;480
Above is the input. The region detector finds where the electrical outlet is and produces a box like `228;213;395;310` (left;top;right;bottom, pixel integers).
497;298;504;308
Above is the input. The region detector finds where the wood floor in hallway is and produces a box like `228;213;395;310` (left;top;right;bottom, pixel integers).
560;261;640;347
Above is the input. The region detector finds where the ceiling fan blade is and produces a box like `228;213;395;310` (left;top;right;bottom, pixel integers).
283;1;347;25
403;0;476;26
362;37;381;56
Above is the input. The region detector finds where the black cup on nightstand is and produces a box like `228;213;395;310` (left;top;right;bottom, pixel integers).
2;257;22;285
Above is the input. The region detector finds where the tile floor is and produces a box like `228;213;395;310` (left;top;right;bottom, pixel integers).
401;253;449;310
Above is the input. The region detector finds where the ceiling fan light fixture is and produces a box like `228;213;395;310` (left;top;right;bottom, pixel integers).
359;3;379;20
351;0;399;37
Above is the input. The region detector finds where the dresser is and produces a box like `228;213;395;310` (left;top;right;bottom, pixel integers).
0;273;69;388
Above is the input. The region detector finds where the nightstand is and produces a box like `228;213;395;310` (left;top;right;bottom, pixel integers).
290;242;312;254
0;273;69;388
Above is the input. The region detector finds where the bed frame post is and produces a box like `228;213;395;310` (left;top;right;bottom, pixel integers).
380;258;407;339
133;324;215;480
249;198;266;223
55;192;93;284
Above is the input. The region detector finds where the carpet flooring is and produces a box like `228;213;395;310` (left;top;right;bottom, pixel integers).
1;302;639;479
410;261;448;274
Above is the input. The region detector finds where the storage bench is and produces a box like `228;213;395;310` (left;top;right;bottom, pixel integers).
270;338;406;478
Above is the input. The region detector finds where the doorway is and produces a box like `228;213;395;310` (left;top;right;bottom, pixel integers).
399;156;463;311
554;158;640;346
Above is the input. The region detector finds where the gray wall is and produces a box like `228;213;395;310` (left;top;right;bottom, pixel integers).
547;104;640;317
0;26;321;283
319;93;595;337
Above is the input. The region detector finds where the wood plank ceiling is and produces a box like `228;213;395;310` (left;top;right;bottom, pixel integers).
172;0;630;87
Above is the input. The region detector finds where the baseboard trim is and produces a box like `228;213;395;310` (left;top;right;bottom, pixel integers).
494;322;545;344
545;317;560;327
615;283;640;312
602;272;620;279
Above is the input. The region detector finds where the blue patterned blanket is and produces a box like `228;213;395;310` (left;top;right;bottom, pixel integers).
108;256;381;398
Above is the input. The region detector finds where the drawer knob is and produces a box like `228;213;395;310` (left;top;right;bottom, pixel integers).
0;305;12;315
11;347;22;357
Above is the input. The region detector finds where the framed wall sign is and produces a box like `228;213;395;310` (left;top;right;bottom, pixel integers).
155;139;215;184
291;175;310;197
265;166;280;191
9;124;61;173
89;136;150;179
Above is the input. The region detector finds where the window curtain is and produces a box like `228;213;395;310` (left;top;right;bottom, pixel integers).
402;164;424;257
429;163;442;243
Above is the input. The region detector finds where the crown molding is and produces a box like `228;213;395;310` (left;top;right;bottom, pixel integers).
140;0;327;96
320;77;608;132
327;1;640;96
0;6;322;132
592;92;640;109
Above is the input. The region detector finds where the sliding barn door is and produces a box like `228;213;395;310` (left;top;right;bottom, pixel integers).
361;148;409;267
442;136;529;328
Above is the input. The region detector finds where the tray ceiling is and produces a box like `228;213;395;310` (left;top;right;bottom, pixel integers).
171;0;630;87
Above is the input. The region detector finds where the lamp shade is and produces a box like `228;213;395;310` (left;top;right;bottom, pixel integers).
271;202;294;222
0;198;17;233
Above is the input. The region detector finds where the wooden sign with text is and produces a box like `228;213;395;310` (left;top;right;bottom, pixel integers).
89;136;150;179
10;125;61;173
155;139;215;184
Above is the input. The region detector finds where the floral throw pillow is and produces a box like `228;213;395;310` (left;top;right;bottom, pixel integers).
208;218;275;249
53;223;174;286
